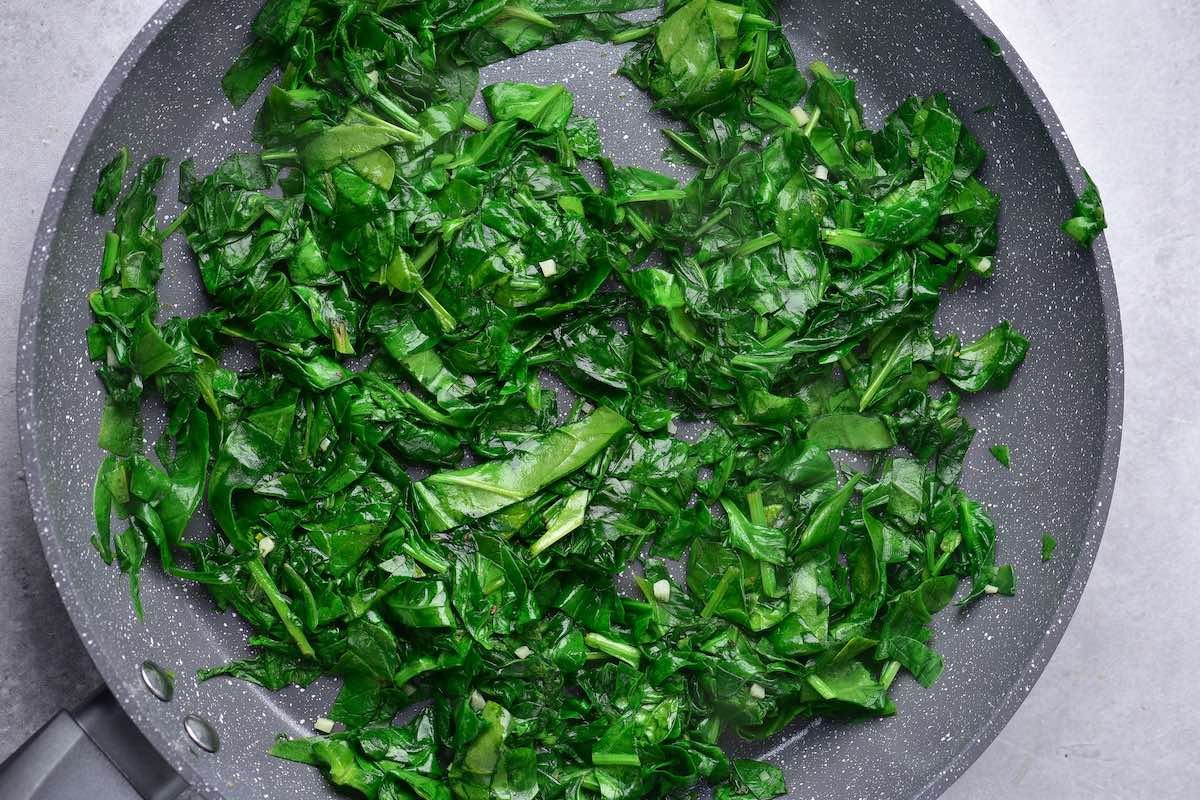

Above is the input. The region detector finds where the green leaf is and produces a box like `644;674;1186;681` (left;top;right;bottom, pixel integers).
989;444;1010;468
1041;534;1057;562
806;413;895;451
721;497;787;565
222;39;278;108
796;474;862;552
302;124;415;173
413;408;630;532
1063;170;1107;248
529;489;589;556
938;322;1029;392
93;147;130;215
252;0;311;46
731;759;786;800
198;650;322;690
482;82;574;132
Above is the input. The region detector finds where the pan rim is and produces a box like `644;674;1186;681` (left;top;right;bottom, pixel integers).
15;1;1124;798
907;3;1124;796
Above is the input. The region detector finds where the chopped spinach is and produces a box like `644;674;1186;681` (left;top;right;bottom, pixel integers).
86;1;1036;798
1041;534;1057;562
1063;170;1107;247
93;146;130;214
990;445;1010;468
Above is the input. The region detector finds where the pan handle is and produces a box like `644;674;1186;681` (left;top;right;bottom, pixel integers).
0;689;192;800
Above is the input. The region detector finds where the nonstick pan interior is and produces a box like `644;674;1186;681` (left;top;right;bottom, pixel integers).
17;1;1122;798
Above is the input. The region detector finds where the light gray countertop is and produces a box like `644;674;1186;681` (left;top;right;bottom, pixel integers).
0;1;1194;797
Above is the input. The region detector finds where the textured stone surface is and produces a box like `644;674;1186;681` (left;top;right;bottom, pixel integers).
0;1;1192;797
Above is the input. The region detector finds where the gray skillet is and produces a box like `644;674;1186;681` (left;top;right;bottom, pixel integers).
16;1;1123;797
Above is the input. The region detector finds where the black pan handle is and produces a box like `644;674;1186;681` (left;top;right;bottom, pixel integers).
0;689;193;800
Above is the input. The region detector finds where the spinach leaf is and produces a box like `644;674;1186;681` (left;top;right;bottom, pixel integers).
989;444;1010;467
414;408;630;532
722;497;787;565
93;147;130;214
938;322;1029;392
1063;170;1107;247
482;82;574;131
1041;534;1057;562
807;413;896;451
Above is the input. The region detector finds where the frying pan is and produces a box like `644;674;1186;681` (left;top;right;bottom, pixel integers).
14;1;1123;798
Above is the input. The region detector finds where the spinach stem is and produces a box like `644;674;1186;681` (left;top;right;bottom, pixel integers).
880;660;902;689
349;107;420;141
593;752;641;767
418;287;457;332
260;148;299;164
803;106;822;137
752;95;799;128
732;233;781;258
401;541;449;574
700;567;740;619
662;128;711;165
159;207;190;241
741;12;777;31
746;490;766;525
694;206;731;237
100;232;120;281
584;632;641;667
806;674;836;699
610;26;654;45
414;239;439;270
246;559;315;658
369;90;421;131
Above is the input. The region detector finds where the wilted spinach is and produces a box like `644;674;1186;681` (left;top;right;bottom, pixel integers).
989;444;1010;468
1063;169;1107;248
1041;534;1057;562
87;1;1034;798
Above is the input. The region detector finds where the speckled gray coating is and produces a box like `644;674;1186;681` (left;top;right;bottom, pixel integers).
15;1;1122;799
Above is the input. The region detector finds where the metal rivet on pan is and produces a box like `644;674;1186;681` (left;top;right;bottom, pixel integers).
183;714;220;753
140;660;174;702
